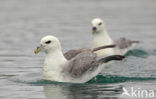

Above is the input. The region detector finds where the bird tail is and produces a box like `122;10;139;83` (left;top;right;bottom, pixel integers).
98;55;125;63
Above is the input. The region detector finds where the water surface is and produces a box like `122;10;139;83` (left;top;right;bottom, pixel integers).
0;0;156;99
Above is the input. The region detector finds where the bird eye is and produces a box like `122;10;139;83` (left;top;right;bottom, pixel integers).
98;22;102;26
45;40;51;44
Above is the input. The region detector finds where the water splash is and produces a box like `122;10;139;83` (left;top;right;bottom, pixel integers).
125;49;149;58
87;75;156;84
9;73;156;85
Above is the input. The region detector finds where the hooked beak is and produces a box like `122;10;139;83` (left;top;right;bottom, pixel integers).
34;45;44;54
92;30;96;34
92;27;97;34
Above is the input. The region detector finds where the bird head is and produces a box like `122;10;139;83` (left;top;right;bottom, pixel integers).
34;35;61;54
91;18;105;34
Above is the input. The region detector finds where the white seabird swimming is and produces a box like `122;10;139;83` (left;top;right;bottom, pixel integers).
34;35;124;83
91;18;139;56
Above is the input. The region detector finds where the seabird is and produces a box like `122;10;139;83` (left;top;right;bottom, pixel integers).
91;18;139;56
34;35;124;83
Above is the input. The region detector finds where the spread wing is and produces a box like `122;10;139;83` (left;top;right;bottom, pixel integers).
64;49;90;60
69;51;99;77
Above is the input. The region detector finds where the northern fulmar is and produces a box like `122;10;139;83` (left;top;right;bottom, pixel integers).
34;35;124;83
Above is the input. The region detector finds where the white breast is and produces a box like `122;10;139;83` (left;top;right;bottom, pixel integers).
93;32;116;56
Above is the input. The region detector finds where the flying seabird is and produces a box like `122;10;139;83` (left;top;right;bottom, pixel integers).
34;35;124;83
91;18;139;56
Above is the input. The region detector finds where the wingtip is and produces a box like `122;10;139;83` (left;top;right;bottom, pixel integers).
132;41;140;43
114;55;125;60
98;55;125;63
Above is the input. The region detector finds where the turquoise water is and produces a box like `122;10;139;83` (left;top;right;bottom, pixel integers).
0;0;156;99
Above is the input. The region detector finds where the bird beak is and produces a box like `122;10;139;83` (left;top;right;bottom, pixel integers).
92;27;97;34
92;30;96;34
34;45;44;54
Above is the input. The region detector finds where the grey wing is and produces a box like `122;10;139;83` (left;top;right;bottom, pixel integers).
69;51;99;77
64;45;116;60
64;49;90;60
115;37;139;49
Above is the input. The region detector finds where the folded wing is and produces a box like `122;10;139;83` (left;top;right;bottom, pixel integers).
69;51;98;77
64;45;116;60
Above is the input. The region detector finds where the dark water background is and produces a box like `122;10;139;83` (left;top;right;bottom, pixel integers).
0;0;156;99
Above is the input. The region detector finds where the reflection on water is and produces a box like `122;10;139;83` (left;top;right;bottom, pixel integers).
43;84;122;99
0;0;156;99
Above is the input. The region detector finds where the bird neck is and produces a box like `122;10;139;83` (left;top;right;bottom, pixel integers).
43;48;68;76
93;29;114;48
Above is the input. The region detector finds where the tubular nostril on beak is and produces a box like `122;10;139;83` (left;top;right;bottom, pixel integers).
37;44;42;49
92;27;97;31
